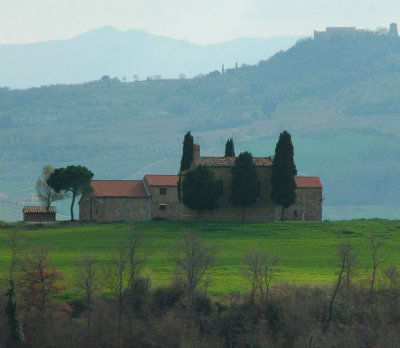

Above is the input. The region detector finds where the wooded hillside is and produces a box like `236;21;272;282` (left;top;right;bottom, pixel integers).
1;32;400;220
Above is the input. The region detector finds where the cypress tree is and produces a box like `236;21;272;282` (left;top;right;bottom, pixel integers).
224;138;235;157
230;151;258;221
270;131;297;221
180;131;194;172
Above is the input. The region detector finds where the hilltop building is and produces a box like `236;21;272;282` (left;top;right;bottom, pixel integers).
314;23;398;39
389;23;399;37
79;143;322;222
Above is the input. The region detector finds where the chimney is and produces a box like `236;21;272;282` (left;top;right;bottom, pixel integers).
192;143;200;168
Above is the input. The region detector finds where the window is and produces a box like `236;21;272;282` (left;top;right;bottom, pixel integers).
160;187;167;195
216;180;223;197
159;204;167;210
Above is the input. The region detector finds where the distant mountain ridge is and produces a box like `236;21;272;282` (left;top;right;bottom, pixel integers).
0;26;299;89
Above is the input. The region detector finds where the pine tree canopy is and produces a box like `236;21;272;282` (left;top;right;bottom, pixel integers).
182;165;219;211
230;151;258;209
180;131;194;171
47;165;93;220
270;131;297;209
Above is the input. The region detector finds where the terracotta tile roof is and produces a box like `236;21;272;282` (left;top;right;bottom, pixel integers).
295;176;323;188
91;180;149;197
199;156;273;167
144;175;179;186
23;206;56;213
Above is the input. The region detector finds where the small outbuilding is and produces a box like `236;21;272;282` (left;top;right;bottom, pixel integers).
23;206;56;222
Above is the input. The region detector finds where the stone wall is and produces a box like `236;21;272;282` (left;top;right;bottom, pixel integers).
23;213;56;222
79;194;150;222
148;185;181;220
285;187;322;221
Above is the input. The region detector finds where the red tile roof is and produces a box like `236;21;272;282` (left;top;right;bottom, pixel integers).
23;206;56;213
295;176;323;188
199;156;273;167
144;175;179;186
91;180;149;197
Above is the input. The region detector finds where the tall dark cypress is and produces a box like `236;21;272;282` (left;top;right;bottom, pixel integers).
230;151;258;221
180;131;194;172
224;138;235;157
270;131;297;221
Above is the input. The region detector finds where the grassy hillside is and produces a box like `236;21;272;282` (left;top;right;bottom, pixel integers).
0;220;399;295
1;31;400;220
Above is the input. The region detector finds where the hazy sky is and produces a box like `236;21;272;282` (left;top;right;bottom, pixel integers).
1;0;399;45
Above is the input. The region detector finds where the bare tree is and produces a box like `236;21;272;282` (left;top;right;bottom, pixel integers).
383;264;400;290
242;249;262;304
325;240;357;331
19;246;66;346
242;248;280;305
126;228;144;292
103;241;129;340
367;234;388;297
35;165;66;211
175;231;217;307
342;241;358;291
74;252;100;316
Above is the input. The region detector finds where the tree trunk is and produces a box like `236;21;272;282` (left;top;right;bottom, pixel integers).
280;206;285;222
242;205;245;222
70;193;76;221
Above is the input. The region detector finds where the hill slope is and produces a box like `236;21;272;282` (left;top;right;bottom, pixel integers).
0;26;298;88
1;31;400;220
0;220;399;293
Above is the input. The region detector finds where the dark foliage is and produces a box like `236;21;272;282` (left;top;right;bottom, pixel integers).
230;152;258;220
47;165;93;220
5;281;24;345
224;137;235;157
182;165;219;211
180;131;194;172
271;131;297;221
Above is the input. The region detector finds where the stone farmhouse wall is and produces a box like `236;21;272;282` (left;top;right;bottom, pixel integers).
276;187;323;221
79;194;150;222
145;183;181;220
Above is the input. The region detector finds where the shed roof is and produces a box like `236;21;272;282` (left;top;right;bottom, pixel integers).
295;176;323;188
199;156;273;167
144;175;179;186
23;206;56;213
91;180;149;197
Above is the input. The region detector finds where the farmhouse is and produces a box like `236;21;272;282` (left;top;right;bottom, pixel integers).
79;143;322;222
79;175;180;222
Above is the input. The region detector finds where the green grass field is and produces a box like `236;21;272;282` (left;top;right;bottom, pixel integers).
0;219;399;295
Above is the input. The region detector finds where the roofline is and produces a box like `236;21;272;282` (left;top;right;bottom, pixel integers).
296;186;323;189
90;179;142;182
92;195;150;199
144;174;179;177
142;179;152;197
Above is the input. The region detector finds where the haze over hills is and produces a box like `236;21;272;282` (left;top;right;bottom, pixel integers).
0;26;299;89
1;25;400;221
